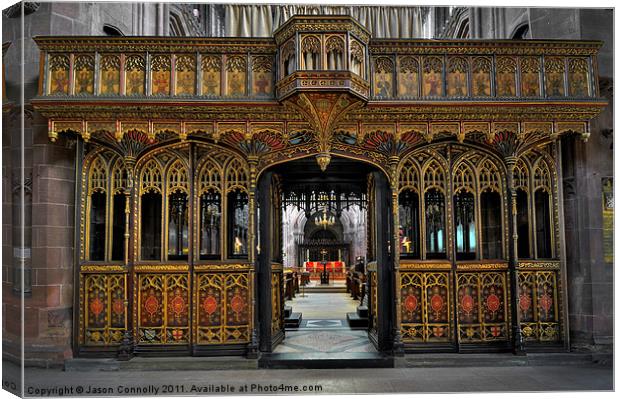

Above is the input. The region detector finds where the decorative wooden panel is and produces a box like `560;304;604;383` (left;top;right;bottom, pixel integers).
125;54;146;95
175;54;197;96
520;56;541;97
368;265;378;335
224;272;251;342
373;57;394;98
398;56;419;97
544;57;566;97
226;55;247;96
81;269;127;345
99;54;121;95
195;273;224;344
74;54;95;95
137;272;190;344
271;270;283;334
48;54;70;95
422;56;443;97
201;55;222;96
471;56;492;97
400;271;451;343
456;270;509;343
252;55;273;96
568;58;590;97
518;262;561;343
194;269;251;344
151;54;172;96
496;57;517;97
446;56;468;97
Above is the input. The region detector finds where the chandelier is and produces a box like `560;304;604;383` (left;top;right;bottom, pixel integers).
315;208;335;230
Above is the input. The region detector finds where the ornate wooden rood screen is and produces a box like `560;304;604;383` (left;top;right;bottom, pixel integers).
32;16;606;357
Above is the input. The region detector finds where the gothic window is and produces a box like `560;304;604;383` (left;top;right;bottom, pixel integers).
516;189;530;259
326;36;345;70
481;191;502;259
89;192;106;261
399;190;420;259
111;193;126;261
168;192;189;260
200;189;221;259
301;36;321;70
140;159;163;260
88;156;107;261
350;40;364;77
281;40;296;76
454;190;476;260
141;192;162;260
425;188;446;259
111;161;127;262
535;189;552;258
228;189;249;258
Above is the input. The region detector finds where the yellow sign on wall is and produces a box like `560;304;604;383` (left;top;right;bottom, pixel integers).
602;177;614;264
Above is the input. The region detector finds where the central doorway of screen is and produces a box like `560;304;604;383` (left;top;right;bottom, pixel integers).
256;155;395;359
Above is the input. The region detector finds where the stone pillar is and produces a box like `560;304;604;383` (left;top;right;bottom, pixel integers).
25;115;76;366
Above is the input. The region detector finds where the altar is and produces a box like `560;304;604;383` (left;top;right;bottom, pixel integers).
304;261;346;273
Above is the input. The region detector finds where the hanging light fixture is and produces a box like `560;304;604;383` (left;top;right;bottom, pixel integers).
315;208;335;230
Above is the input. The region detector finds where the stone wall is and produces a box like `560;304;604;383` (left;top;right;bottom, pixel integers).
1;1;164;367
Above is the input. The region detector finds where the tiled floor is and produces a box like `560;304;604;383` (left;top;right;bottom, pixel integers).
276;292;373;353
273;329;376;353
286;292;358;319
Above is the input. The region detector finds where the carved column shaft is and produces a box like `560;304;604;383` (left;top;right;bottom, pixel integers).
505;156;525;355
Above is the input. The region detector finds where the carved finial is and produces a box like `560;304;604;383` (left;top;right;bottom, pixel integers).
316;152;331;172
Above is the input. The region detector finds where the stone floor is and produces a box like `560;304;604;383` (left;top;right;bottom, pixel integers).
278;291;371;354
273;330;376;353
2;360;613;395
286;291;358;319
